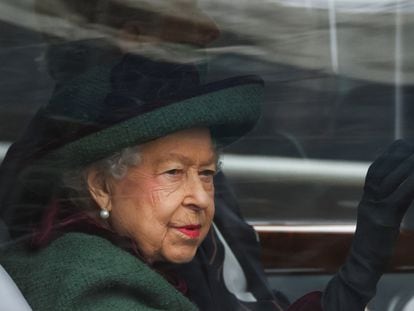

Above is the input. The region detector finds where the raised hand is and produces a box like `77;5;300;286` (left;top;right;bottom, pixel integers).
323;140;414;311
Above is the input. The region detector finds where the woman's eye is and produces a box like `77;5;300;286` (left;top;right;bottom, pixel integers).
200;170;216;179
165;169;182;176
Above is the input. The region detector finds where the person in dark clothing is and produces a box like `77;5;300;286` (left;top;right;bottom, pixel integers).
1;1;413;310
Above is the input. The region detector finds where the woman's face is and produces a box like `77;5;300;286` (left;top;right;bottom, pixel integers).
90;128;216;263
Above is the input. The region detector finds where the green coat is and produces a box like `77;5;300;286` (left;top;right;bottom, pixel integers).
0;232;197;311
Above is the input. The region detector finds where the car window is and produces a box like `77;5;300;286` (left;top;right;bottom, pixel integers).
1;0;413;225
1;1;414;310
196;0;414;227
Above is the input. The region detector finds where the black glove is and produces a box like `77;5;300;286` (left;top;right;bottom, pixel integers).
323;140;414;310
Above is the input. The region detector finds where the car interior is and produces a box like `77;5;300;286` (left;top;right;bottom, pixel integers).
1;0;414;310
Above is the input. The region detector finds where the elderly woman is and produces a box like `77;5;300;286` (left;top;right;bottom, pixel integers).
0;53;262;310
1;42;414;311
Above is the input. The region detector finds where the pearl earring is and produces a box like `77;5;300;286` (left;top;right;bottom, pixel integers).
99;209;110;219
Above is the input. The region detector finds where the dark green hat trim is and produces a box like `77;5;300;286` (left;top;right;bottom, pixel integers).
46;81;263;168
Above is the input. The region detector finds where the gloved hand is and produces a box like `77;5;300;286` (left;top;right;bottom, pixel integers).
323;140;414;311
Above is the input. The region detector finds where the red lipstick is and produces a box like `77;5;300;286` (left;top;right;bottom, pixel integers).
175;224;201;238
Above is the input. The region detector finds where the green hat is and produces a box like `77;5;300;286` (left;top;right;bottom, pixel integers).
25;53;263;168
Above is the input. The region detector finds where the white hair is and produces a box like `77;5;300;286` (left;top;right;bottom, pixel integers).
60;145;141;208
93;145;141;180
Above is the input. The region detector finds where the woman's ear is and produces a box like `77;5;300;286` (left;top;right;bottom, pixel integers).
86;169;112;212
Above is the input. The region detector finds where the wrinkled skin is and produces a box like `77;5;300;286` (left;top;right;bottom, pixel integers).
89;128;217;264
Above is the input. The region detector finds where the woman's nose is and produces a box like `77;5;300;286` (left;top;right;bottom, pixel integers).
182;174;213;210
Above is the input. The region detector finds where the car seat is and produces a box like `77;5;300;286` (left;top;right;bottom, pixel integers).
0;264;32;311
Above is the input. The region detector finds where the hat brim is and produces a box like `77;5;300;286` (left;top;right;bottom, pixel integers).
45;76;263;168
